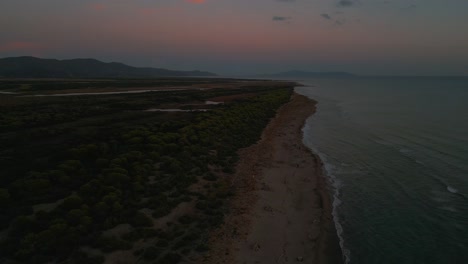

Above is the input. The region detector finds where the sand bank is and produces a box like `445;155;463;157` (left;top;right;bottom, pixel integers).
198;93;342;264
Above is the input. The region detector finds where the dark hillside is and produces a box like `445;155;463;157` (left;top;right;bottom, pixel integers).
0;57;216;78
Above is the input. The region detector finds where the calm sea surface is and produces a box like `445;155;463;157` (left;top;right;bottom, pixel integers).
295;77;468;264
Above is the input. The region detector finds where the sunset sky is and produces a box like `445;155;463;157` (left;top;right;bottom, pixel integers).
1;0;468;75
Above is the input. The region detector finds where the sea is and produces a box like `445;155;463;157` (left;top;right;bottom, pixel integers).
294;77;468;264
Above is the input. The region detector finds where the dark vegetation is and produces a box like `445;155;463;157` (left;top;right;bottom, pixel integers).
0;77;264;95
0;79;292;263
0;56;216;78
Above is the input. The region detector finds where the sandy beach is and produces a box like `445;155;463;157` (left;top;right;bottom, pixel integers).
199;92;342;264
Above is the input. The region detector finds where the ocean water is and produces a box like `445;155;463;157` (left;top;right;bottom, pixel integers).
295;77;468;264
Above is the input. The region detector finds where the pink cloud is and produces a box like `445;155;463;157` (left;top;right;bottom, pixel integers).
0;41;38;52
185;0;206;4
139;8;158;16
89;3;106;11
138;6;181;16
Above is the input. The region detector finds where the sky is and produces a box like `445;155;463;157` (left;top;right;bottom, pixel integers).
1;0;468;76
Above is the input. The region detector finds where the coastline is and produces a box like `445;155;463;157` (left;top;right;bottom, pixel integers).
198;92;342;263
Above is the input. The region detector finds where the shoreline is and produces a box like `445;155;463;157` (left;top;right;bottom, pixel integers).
198;92;342;263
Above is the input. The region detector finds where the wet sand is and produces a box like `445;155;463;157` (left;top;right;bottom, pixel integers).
198;93;342;264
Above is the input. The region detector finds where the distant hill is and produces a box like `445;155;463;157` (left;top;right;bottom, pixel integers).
0;56;217;78
261;70;356;78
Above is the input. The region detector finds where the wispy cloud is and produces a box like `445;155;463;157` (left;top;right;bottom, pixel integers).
321;13;332;20
335;19;345;26
337;0;354;7
320;13;347;26
401;4;417;10
272;16;292;22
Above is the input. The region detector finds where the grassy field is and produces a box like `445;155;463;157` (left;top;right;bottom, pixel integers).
0;78;293;263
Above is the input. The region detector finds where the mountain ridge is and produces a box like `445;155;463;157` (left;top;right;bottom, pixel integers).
259;70;356;78
0;56;216;78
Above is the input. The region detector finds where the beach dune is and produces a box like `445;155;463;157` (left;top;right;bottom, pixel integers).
199;93;342;264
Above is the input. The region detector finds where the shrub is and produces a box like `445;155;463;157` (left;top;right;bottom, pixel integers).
142;246;160;260
130;212;153;228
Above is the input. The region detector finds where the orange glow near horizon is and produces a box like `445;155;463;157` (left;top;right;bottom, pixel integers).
89;3;106;11
1;0;467;75
185;0;206;4
0;41;38;52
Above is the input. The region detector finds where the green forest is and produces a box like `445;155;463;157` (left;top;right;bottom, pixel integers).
0;79;293;263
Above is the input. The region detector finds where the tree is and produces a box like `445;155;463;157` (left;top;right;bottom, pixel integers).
62;195;83;210
66;209;85;226
0;188;10;206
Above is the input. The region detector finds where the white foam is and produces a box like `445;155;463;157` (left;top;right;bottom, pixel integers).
431;196;448;203
301;103;350;263
399;148;413;153
373;139;394;146
447;186;458;194
306;143;350;263
438;206;458;213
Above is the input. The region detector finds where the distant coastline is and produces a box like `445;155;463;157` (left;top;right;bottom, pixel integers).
256;70;356;79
